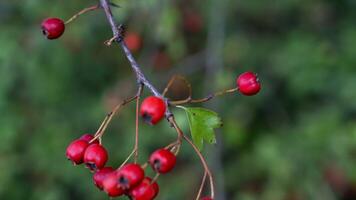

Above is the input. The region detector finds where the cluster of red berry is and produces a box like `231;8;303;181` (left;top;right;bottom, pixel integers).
66;134;176;199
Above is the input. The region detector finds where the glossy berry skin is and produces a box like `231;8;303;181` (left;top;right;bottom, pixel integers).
66;139;89;165
201;197;213;200
83;144;108;171
129;177;159;200
41;18;65;40
80;134;99;144
124;32;142;53
117;163;145;190
140;96;166;125
149;149;176;174
93;167;114;190
236;72;261;96
102;172;124;197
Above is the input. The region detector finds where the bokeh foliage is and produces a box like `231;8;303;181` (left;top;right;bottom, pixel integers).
1;0;356;199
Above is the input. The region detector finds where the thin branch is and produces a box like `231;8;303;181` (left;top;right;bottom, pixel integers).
171;87;238;105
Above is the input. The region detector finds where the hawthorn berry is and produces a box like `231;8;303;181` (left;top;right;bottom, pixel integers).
102;172;125;197
149;149;176;174
140;96;166;125
41;18;65;40
79;134;99;144
117;163;145;190
129;177;159;200
201;197;213;200
83;143;108;171
93;167;114;190
124;32;142;53
236;72;261;96
66;139;89;165
183;12;203;33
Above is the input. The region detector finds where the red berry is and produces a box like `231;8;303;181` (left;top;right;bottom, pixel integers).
236;72;261;96
83;144;108;171
149;149;176;174
201;197;213;200
102;172;125;197
124;32;142;53
41;18;65;40
183;12;203;33
140;96;166;125
129;177;159;200
93;167;114;190
152;51;172;70
117;163;145;190
66;139;89;165
79;134;99;144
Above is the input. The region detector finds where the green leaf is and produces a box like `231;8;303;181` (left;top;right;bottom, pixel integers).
178;106;223;150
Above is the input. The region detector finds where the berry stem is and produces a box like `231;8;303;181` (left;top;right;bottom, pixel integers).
91;87;142;143
196;171;207;200
134;84;144;163
170;87;238;105
168;116;215;199
162;75;192;98
182;133;215;199
65;4;100;24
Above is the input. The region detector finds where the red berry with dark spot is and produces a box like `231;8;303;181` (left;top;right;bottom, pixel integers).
149;149;176;174
102;172;125;197
79;134;99;144
129;177;159;200
66;139;89;165
201;197;213;200
117;163;145;190
41;18;65;40
83;144;108;171
140;96;166;125
124;32;142;53
93;167;115;190
236;72;261;96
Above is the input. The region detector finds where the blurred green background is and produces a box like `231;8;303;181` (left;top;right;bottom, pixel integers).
1;0;356;199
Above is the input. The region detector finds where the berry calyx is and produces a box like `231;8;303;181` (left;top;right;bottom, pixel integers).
236;72;261;96
93;167;114;190
149;149;176;174
117;163;145;190
66;139;89;165
129;177;159;200
201;197;213;200
140;96;166;125
102;172;125;197
124;32;142;53
83;144;108;171
41;18;65;40
79;134;99;144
